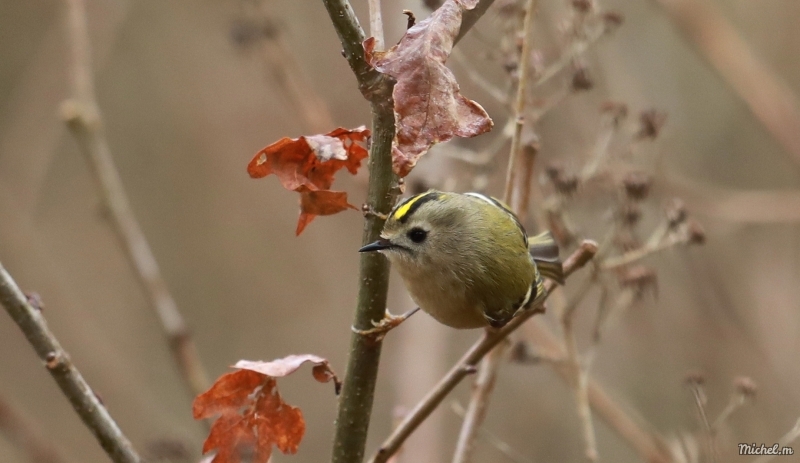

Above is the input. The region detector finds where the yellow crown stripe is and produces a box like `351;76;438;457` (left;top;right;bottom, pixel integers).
392;191;445;222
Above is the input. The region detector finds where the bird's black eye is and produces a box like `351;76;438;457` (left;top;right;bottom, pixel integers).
407;227;428;243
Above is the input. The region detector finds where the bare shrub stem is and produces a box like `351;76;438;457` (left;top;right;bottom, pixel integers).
0;263;141;463
60;0;210;399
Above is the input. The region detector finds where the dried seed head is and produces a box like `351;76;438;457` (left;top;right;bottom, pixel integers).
545;162;565;181
622;171;653;200
686;219;706;245
502;57;519;75
734;376;757;399
571;0;593;13
602;11;625;30
685;370;706;386
617;203;642;226
230;18;277;47
666;198;688;228
556;174;579;196
614;232;641;252
572;65;594;91
636;109;668;140
619;265;658;297
600;101;629;125
496;0;524;16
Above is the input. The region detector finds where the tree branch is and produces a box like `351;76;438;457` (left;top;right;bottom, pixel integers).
320;1;495;462
60;0;210;400
320;1;395;462
0;262;141;463
370;241;598;463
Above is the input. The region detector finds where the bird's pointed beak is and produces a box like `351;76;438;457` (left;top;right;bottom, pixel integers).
359;238;394;253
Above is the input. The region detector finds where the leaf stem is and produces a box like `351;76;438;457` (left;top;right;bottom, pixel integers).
0;262;142;463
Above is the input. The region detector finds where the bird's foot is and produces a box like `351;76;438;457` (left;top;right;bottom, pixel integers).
352;307;420;341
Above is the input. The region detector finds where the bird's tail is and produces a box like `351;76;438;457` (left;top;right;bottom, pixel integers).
529;231;564;285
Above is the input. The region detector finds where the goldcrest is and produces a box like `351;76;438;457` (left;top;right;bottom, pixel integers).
359;190;563;329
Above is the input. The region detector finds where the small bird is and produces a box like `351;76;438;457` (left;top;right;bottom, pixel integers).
359;190;563;329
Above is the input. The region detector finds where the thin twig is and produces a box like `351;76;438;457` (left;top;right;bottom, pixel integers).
451;341;508;463
687;378;716;463
520;319;673;463
0;395;69;463
454;4;538;459
601;233;684;270
367;0;384;51
60;0;210;400
451;402;534;463
370;241;599;463
560;275;598;461
502;0;537;202
0;262;142;463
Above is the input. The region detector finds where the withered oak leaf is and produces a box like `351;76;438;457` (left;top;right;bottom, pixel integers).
247;127;369;234
364;0;492;177
193;355;341;463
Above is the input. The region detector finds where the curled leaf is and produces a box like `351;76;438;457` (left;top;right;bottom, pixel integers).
247;126;370;234
365;0;492;177
194;355;341;463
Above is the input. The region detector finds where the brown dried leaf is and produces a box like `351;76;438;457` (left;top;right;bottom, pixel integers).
364;0;492;177
194;355;341;463
247;127;369;234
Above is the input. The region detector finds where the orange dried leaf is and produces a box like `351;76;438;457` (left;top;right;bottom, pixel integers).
192;370;264;420
296;189;358;235
194;355;340;463
364;0;492;177
247;126;369;234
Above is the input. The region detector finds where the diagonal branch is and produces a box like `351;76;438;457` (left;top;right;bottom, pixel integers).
370;241;599;463
60;0;210;400
0;262;141;463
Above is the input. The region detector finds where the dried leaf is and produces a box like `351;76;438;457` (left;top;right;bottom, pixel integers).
247;127;369;234
364;0;492;177
194;355;341;463
296;188;357;235
234;355;342;393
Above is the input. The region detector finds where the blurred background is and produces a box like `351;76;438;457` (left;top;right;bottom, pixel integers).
1;0;800;462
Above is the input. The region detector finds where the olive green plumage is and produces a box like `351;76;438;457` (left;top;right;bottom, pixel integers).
359;190;563;329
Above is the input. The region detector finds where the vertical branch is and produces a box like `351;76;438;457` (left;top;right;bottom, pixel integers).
320;2;496;462
0;263;142;463
60;0;210;400
319;2;396;463
502;0;538;203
